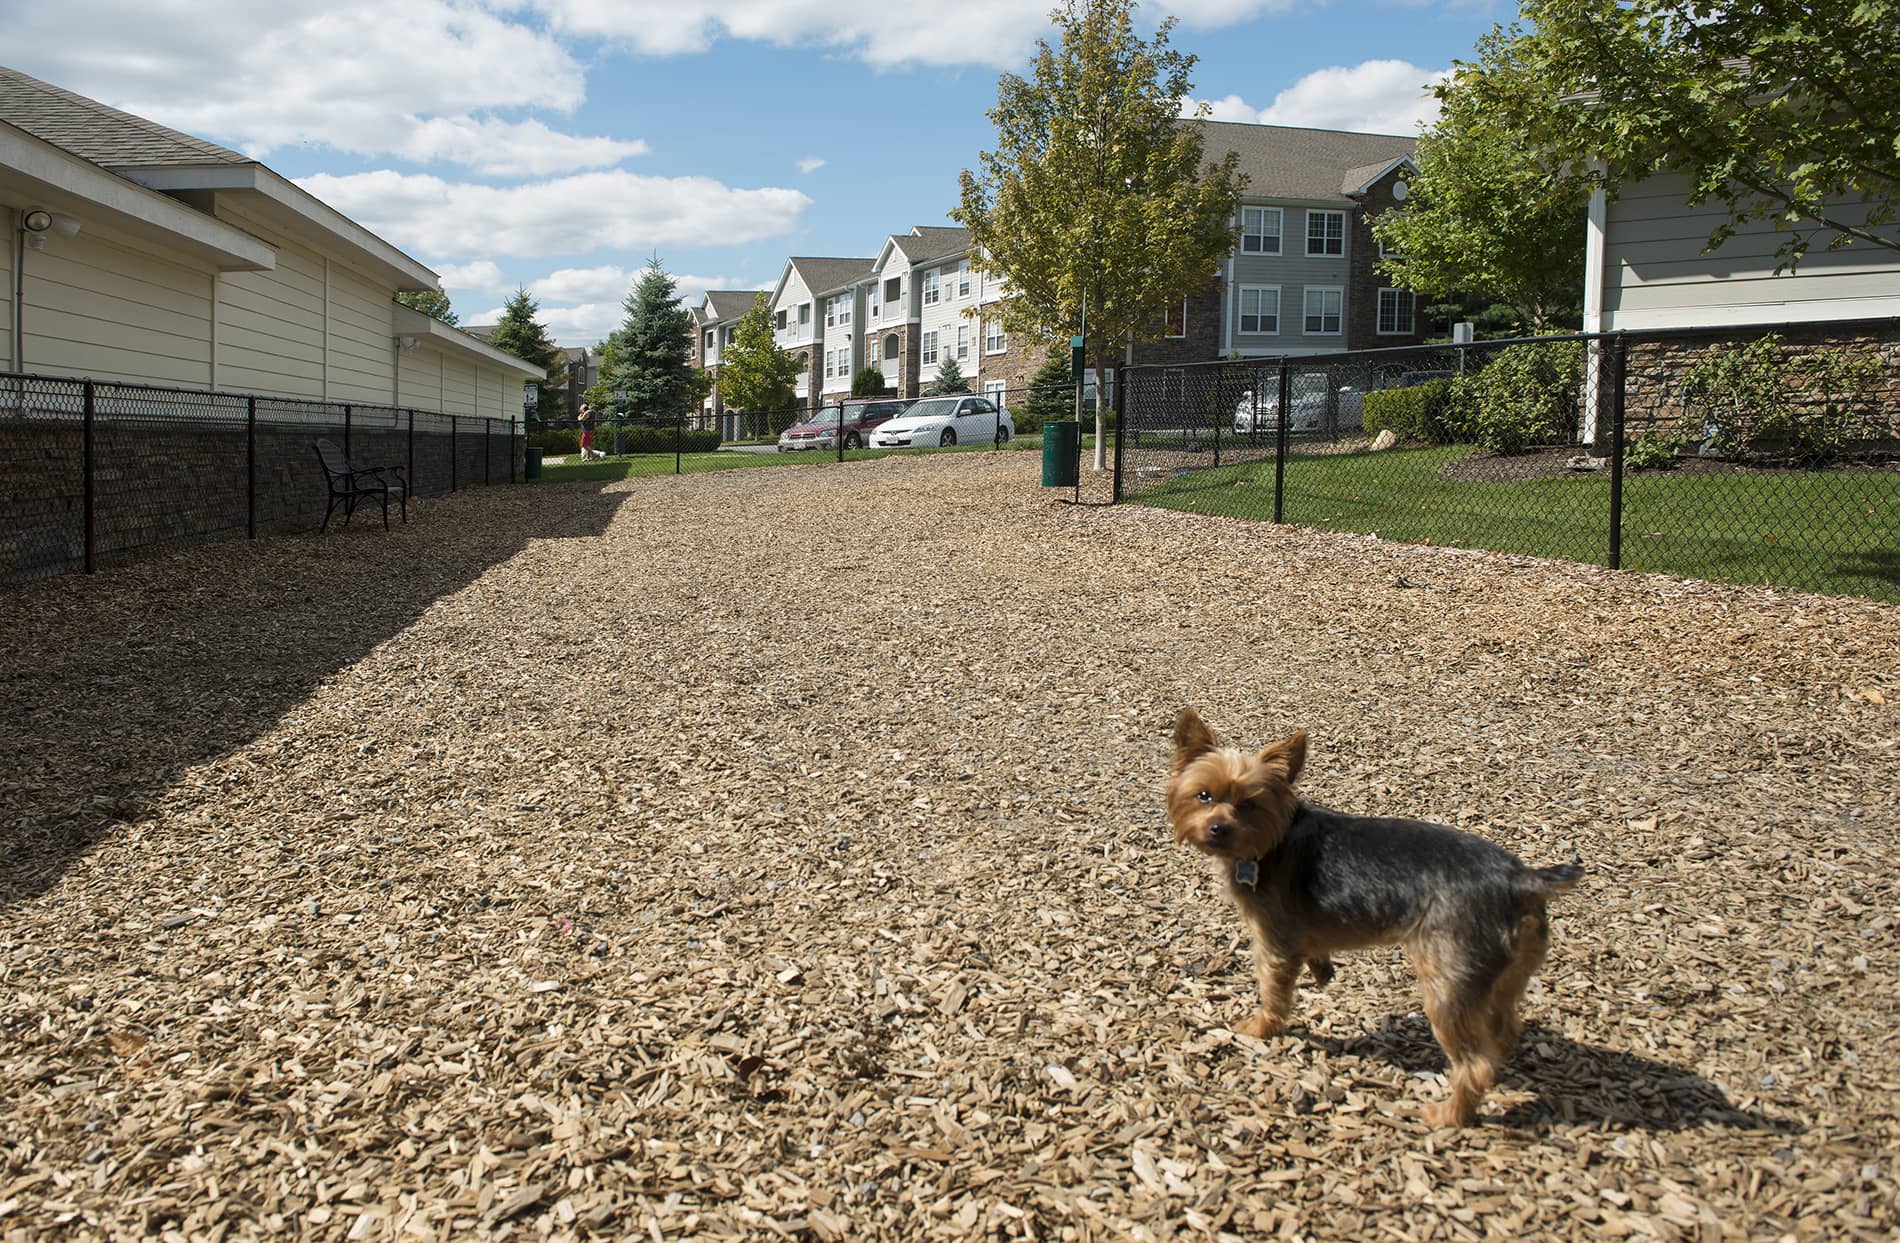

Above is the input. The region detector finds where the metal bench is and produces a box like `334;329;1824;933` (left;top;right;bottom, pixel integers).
313;438;408;532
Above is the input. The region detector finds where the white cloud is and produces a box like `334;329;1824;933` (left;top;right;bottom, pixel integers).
436;260;510;296
473;272;747;345
7;0;638;175
1186;60;1447;136
529;0;1294;68
797;157;827;174
294;169;813;260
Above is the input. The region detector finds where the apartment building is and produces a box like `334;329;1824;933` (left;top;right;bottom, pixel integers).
687;120;1424;427
692;288;763;430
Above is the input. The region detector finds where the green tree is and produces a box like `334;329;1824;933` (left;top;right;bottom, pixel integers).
718;293;800;414
954;0;1245;469
1369;29;1588;331
851;366;890;396
924;356;972;396
396;288;458;325
489;288;564;422
1022;346;1075;423
1467;0;1900;270
602;258;698;420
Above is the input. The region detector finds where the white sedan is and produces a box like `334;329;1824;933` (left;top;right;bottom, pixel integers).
869;394;1015;449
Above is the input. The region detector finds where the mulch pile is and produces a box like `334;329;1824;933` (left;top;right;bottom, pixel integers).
2;451;1895;1241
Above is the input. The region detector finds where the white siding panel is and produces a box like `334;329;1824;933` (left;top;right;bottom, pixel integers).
215;208;326;397
442;352;477;415
327;266;396;404
19;231;211;386
1604;172;1900;328
0;231;12;372
397;347;444;411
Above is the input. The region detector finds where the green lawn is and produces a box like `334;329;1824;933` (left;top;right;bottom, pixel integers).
1131;444;1900;602
532;435;1066;484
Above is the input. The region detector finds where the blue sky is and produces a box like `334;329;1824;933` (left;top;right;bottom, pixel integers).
9;1;1509;345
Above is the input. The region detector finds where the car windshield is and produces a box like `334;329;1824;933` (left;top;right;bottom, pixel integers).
901;398;961;419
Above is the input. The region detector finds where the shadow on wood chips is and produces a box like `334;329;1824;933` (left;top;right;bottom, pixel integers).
0;483;629;908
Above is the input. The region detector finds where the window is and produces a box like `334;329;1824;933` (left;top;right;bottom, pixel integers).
825;300;835;328
1379;234;1402;261
1303;287;1343;335
884;276;901;304
1238;286;1280;335
957;263;971;298
1306;210;1345;257
956;325;969;360
1242;207;1282;255
704;329;714;349
984;380;1006;405
923;270;940;306
1163;299;1187;338
870;283;880;318
921;331;939;365
824;293;851;328
798;302;812;325
984;319;1006;354
1377;288;1414;335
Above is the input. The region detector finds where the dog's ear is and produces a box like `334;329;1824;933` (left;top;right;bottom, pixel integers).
1171;708;1217;772
1257;730;1307;785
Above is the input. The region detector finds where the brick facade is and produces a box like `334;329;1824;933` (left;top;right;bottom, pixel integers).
864;325;920;398
1347;167;1428;351
1129;280;1226;366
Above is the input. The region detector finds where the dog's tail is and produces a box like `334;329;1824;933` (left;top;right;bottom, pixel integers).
1521;853;1584;898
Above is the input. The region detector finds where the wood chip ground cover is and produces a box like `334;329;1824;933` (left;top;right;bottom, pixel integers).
1;452;1895;1241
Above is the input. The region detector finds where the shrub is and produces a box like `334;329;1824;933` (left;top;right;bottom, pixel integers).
528;428;580;455
1363;378;1455;443
1622;427;1689;470
1464;341;1585;453
851;367;890;397
600;422;720;454
1680;334;1882;461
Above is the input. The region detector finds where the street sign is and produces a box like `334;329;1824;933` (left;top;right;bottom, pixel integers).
522;380;538;411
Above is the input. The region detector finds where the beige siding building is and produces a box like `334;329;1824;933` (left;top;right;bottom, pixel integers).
1;64;542;413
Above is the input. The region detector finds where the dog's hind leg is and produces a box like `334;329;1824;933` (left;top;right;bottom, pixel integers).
1487;906;1551;1059
1415;936;1507;1128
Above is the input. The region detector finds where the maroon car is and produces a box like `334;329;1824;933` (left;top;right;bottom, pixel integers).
777;397;913;451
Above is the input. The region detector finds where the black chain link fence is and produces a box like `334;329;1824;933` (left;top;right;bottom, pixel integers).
1115;322;1900;602
2;372;520;587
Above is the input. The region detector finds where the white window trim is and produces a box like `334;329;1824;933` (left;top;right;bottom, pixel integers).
983;380;1006;404
956;324;970;360
921;330;939;366
922;270;940;306
984;319;1006;355
1375;287;1415;336
957;263;971;298
1306;210;1346;258
1241;206;1283;255
1302;286;1344;336
1237;284;1281;336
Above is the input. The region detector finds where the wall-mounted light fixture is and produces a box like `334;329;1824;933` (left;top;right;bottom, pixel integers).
398;335;420;352
20;208;82;251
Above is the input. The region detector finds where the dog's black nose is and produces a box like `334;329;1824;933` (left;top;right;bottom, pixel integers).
1206;821;1230;844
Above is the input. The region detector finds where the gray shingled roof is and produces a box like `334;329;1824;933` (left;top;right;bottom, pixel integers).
789;256;875;296
1196;120;1415;205
702;290;761;322
0;64;253;168
900;226;971;263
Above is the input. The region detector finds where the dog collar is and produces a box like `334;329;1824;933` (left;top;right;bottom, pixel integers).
1233;859;1260;888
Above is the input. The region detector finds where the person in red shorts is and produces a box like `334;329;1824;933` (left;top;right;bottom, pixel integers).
578;402;597;460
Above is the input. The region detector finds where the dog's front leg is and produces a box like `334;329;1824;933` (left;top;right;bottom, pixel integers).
1233;919;1301;1039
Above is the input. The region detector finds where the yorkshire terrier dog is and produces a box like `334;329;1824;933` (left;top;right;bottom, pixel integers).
1167;708;1582;1127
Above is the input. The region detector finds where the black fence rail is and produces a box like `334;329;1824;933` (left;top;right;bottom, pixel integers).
1;372;520;587
1114;322;1900;602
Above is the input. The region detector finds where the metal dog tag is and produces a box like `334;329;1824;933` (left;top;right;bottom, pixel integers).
1233;859;1259;889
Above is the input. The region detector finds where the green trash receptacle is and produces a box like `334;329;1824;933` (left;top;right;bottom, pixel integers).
1042;420;1079;487
524;446;544;479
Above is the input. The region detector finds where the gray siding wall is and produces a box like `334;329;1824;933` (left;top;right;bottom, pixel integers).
1226;201;1354;354
1605;173;1900;329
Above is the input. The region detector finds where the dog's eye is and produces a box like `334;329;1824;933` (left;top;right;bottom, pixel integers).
1196;790;1212;804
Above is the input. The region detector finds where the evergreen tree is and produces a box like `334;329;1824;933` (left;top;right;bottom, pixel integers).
924;356;971;396
1022;346;1075;422
396;289;458;325
602;258;698;420
851;366;890;396
719;293;800;414
489;288;564;422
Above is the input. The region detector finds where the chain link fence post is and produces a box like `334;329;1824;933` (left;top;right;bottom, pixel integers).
83;379;95;574
1273;360;1290;524
1608;331;1628;571
247;395;257;539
